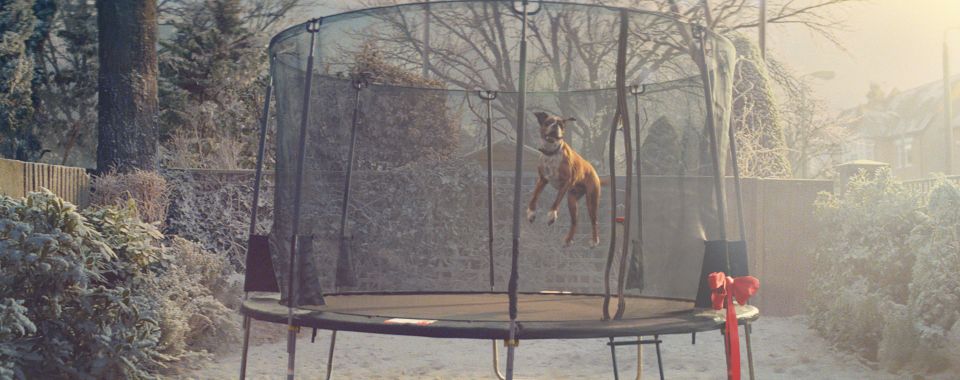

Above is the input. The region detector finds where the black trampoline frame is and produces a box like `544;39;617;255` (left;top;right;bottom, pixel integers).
241;291;759;340
238;1;758;379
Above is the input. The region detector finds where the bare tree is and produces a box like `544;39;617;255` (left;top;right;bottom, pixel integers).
347;1;705;171
776;69;852;178
627;0;855;48
344;0;856;175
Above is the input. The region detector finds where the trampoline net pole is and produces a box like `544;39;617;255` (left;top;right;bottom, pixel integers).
723;72;755;380
628;84;647;293
507;1;536;377
507;0;530;325
613;10;634;320
695;25;731;271
480;90;498;292
334;73;370;289
286;19;321;380
601;70;620;321
241;77;273;380
249;81;272;237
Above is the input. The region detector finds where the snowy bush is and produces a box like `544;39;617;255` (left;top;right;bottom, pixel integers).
904;180;960;372
0;190;164;379
809;170;960;373
90;170;171;227
165;169;272;270
808;169;919;362
149;237;240;358
0;190;241;378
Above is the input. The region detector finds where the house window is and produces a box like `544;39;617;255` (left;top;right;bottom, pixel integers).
895;137;913;168
842;139;875;162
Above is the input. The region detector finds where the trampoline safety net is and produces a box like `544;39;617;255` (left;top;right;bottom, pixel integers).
265;1;736;307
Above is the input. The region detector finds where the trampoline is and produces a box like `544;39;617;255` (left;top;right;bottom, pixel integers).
242;292;758;340
238;1;758;379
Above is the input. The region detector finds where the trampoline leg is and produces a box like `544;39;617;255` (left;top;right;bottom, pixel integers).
239;316;251;380
635;336;643;380
492;340;506;380
745;323;756;380
325;331;337;380
505;345;516;380
609;337;620;380
654;335;664;380
286;326;297;380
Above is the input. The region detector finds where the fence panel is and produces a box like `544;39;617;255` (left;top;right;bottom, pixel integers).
0;158;90;207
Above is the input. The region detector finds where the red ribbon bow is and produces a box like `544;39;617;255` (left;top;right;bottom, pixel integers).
708;272;759;380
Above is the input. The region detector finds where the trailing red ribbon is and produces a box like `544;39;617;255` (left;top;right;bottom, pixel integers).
708;272;759;380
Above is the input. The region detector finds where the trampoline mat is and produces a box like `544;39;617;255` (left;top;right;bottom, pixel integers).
243;292;759;340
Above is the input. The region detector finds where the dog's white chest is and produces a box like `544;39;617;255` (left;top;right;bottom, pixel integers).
539;153;564;188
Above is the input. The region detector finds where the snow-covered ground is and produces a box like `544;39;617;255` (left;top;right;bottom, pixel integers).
180;316;927;379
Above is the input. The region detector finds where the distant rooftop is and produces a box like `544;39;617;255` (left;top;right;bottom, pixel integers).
842;75;960;138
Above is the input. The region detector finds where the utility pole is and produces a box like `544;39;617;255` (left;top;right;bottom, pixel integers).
945;28;958;175
422;1;430;79
759;0;767;59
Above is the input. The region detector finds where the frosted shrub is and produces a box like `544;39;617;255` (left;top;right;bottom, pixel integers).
90;169;171;226
808;169;922;362
0;190;164;379
165;169;272;270
905;181;960;372
0;190;242;378
149;237;240;357
809;170;960;374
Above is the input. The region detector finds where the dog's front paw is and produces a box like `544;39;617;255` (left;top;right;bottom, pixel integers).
590;236;600;247
526;208;536;223
563;239;573;248
547;210;558;225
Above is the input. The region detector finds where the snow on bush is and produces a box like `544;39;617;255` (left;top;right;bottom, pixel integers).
149;237;241;360
0;189;239;379
164;169;272;271
809;169;960;373
90;169;171;226
0;190;164;379
904;180;960;371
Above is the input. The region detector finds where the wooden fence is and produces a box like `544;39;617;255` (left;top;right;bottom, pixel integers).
902;175;960;193
730;178;833;316
0;158;90;207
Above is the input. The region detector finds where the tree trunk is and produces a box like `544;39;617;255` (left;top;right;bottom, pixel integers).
96;0;158;173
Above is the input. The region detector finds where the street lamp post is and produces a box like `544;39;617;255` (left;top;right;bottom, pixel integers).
944;28;959;175
759;0;766;59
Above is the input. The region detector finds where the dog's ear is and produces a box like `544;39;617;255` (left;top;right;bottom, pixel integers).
533;111;549;125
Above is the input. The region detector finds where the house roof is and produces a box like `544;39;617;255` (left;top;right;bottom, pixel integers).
843;75;960;139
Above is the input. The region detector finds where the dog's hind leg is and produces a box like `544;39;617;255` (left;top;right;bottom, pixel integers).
586;190;600;247
563;193;581;247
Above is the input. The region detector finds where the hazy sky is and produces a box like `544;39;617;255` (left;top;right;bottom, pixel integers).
770;0;960;110
306;0;960;111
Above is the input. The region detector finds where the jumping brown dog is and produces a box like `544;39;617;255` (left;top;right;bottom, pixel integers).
527;111;602;247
